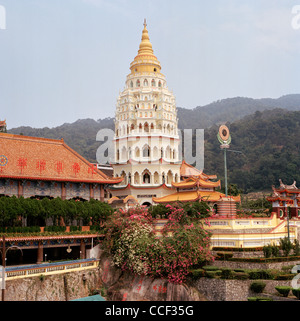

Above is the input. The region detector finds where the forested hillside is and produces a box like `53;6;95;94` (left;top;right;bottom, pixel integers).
204;109;300;192
7;95;300;192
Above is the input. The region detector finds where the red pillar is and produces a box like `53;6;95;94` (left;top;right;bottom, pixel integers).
89;184;94;200
80;240;86;259
37;241;43;264
17;180;23;198
61;182;66;200
100;185;104;202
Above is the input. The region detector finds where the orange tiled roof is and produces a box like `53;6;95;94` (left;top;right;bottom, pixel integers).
180;160;217;179
0;133;122;184
153;191;201;203
0;120;6;127
108;195;138;205
153;190;240;204
172;176;221;189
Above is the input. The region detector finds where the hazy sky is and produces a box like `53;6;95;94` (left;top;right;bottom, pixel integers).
0;0;300;129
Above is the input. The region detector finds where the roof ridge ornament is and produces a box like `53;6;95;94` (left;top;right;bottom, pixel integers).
279;179;298;190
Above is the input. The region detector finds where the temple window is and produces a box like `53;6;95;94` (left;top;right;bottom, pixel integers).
143;145;150;157
167;170;173;184
143;79;148;86
154;172;159;184
151;79;156;86
143;172;151;184
134;172;140;184
136;80;140;87
135;147;140;158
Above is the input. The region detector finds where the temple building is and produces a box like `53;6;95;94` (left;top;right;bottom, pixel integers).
0;119;7;133
267;179;300;219
0;133;122;201
153;160;240;214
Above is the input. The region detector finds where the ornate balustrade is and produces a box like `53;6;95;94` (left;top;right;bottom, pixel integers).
4;258;99;280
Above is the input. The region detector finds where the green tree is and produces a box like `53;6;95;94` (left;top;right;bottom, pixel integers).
279;237;293;257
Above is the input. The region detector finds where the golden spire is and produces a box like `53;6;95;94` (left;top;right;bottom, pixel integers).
138;19;153;55
130;19;162;74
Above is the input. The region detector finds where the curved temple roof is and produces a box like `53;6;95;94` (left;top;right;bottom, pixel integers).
0;133;122;184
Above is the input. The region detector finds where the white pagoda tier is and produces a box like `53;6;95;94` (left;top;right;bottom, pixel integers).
109;20;181;206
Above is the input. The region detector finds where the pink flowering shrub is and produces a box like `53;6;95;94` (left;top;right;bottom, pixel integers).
103;203;213;284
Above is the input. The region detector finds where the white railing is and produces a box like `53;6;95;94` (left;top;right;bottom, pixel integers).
5;259;98;280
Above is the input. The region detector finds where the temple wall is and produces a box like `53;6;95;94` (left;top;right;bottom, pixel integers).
0;179;18;196
0;179;104;201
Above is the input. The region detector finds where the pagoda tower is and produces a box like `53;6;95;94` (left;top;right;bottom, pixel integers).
109;20;181;206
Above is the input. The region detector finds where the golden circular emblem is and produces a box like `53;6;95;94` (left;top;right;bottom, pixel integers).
219;125;230;141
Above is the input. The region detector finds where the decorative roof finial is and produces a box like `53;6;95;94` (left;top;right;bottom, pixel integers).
144;18;147;28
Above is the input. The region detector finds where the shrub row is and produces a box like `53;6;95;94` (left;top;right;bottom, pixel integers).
189;266;298;281
0;224;104;235
69;225;82;232
227;256;300;263
275;286;300;299
213;247;263;252
0;226;41;233
248;297;273;301
44;226;67;232
189;267;250;280
215;252;233;260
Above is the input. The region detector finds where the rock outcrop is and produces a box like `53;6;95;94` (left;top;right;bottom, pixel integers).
98;251;207;301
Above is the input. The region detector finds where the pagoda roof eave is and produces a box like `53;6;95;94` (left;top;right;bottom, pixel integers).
267;196;295;202
153;190;241;204
111;158;182;166
273;188;300;194
108;183;173;191
172;178;221;189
